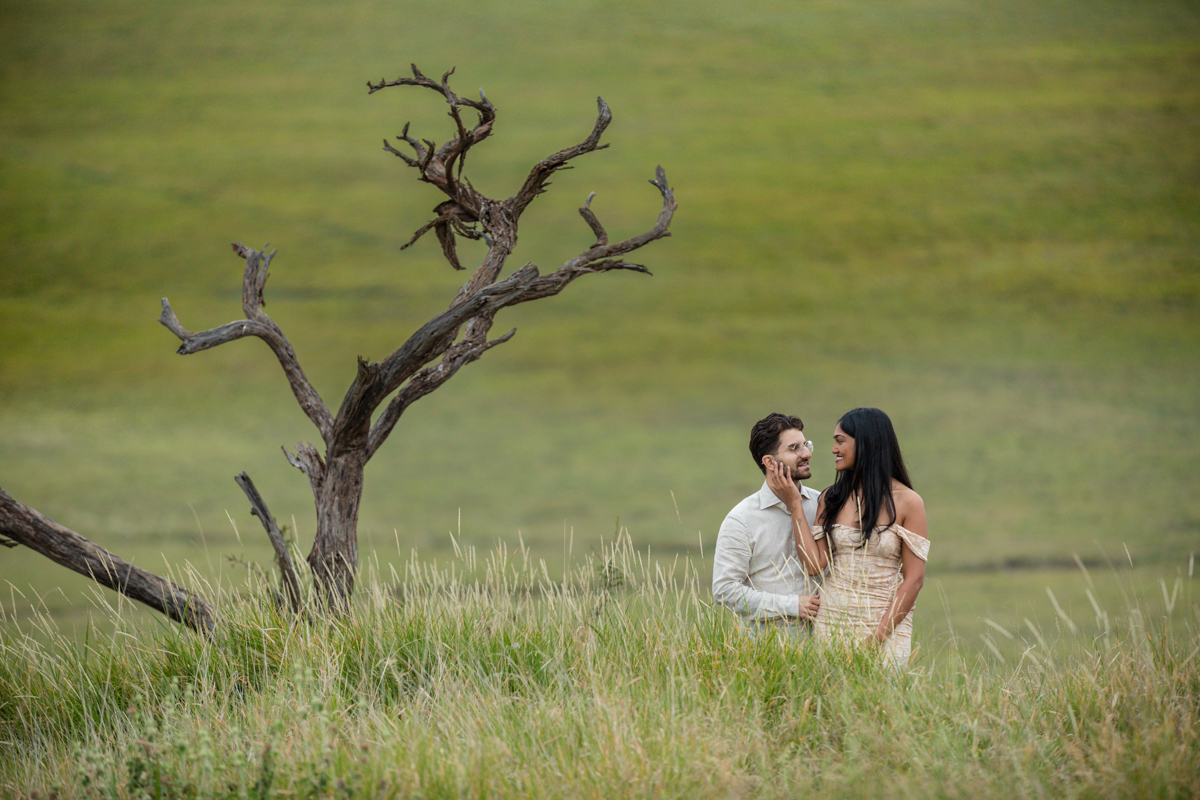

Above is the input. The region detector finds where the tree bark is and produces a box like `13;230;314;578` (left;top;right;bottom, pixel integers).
234;472;303;615
0;488;216;634
306;453;365;609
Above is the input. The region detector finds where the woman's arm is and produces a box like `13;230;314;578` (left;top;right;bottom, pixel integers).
765;460;828;575
870;491;927;644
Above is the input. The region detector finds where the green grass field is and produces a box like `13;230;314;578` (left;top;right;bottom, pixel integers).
2;541;1197;798
2;0;1198;666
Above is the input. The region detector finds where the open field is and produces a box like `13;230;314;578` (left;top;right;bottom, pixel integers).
2;0;1199;663
2;541;1197;798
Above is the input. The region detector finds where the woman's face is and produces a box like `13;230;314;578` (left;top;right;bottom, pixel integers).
832;423;856;472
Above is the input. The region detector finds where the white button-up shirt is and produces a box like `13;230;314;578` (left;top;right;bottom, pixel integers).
712;480;823;624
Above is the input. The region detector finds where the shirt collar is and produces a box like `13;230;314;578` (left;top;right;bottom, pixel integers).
756;479;819;511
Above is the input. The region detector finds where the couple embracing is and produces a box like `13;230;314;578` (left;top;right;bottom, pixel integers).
712;409;930;669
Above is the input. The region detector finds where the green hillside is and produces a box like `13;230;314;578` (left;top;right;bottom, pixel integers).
1;0;1197;652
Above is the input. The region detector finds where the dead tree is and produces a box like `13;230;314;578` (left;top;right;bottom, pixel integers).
154;66;676;609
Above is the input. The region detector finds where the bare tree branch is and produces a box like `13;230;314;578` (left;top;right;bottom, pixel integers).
382;122;422;166
0;488;216;634
398;199;483;271
283;443;326;494
234;472;303;615
362;167;674;458
578;192;608;247
511;97;612;218
160;245;334;442
509;166;675;305
367;323;516;460
342;263;542;429
369;64;495;196
354;80;676;463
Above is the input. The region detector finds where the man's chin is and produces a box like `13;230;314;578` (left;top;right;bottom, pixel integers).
794;469;812;482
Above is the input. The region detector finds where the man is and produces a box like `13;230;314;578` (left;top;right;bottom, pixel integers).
712;412;823;636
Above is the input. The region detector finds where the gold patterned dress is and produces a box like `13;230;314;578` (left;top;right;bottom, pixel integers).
813;524;930;669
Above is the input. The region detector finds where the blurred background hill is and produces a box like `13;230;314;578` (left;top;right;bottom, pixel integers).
2;0;1197;657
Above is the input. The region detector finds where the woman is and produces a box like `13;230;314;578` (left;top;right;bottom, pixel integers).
766;407;929;668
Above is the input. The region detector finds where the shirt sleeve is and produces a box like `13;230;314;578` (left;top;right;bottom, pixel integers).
712;513;801;621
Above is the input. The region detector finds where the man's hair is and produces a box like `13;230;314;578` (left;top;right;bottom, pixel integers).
749;413;804;475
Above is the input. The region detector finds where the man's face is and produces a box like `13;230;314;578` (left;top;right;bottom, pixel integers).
767;428;813;482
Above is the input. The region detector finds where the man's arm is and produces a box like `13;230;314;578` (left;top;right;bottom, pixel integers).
712;515;816;621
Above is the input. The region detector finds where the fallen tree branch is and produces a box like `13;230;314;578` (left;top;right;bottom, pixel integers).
0;488;216;635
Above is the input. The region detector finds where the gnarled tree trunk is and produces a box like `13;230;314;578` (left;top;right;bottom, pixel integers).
307;453;365;608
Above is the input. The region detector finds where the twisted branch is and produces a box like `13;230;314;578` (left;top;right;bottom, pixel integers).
283;443;325;495
363;164;675;457
367;325;516;460
370;64;495;197
160;245;334;442
509;166;675;306
511;97;612;218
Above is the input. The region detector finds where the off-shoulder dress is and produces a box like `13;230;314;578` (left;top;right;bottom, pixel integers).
813;524;930;669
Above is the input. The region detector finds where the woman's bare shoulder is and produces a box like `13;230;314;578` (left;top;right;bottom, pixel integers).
892;484;927;536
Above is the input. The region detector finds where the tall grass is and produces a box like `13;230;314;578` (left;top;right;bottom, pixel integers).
2;535;1196;799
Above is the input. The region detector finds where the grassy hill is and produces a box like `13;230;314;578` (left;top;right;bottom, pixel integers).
1;0;1198;652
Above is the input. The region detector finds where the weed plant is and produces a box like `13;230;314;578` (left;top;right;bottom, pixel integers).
1;533;1196;799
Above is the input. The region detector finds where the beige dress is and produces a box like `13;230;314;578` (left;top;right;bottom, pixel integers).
813;524;930;669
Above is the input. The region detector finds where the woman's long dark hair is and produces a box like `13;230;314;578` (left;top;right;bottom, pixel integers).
818;408;912;546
